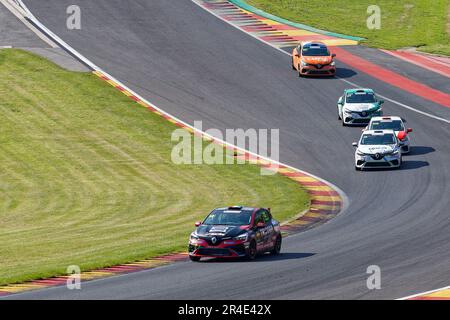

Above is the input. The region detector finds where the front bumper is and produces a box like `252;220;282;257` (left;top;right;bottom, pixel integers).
343;110;383;125
355;153;401;169
300;64;336;76
188;239;248;258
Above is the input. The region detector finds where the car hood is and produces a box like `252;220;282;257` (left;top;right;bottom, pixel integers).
358;144;396;155
302;56;332;64
195;224;247;238
345;103;380;112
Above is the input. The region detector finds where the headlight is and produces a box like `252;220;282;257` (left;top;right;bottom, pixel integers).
301;60;308;67
190;233;199;241
330;61;336;66
356;150;366;156
385;149;399;156
343;108;352;114
233;233;248;241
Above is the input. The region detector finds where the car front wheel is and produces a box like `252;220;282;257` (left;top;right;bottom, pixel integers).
246;240;257;260
270;236;282;255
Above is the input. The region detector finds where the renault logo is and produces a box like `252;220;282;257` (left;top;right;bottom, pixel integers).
375;153;382;160
211;237;217;244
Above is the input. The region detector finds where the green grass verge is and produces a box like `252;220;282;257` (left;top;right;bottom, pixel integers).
0;49;309;285
246;0;450;56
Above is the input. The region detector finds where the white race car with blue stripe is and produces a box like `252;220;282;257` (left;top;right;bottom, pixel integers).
338;88;384;126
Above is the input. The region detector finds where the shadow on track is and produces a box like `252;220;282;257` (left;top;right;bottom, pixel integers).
399;160;430;170
336;67;357;79
198;252;315;263
408;146;435;156
299;68;357;80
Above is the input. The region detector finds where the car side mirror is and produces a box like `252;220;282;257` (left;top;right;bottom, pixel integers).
195;221;202;227
332;53;336;58
379;100;384;105
352;142;358;147
397;131;407;141
407;128;413;133
256;222;265;228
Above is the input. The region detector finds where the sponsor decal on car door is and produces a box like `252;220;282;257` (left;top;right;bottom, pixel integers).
254;211;266;251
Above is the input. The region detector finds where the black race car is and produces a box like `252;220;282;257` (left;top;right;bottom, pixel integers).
188;206;282;261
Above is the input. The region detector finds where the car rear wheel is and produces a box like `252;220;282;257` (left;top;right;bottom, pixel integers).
246;240;257;260
189;255;201;262
270;236;282;255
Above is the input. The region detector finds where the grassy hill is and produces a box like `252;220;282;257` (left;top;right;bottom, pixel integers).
0;49;309;285
247;0;450;56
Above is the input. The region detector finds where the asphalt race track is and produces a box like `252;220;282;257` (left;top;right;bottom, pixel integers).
9;0;450;299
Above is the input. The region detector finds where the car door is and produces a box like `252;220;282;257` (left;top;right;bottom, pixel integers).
253;211;266;252
293;44;301;69
337;94;345;118
260;210;275;250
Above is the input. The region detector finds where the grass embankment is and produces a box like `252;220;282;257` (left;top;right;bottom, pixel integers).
0;49;309;285
246;0;450;56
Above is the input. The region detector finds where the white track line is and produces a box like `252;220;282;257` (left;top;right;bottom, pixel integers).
380;49;450;78
2;0;58;48
192;0;450;125
397;285;450;300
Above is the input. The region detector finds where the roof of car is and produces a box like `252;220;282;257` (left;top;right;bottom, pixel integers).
215;206;258;212
345;88;374;94
370;116;403;122
362;129;396;135
302;41;327;48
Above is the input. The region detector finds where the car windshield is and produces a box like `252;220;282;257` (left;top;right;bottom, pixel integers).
370;120;404;131
203;209;253;226
346;92;376;103
360;133;396;145
302;47;329;56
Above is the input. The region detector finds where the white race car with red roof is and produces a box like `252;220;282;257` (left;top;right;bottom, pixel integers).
365;116;412;154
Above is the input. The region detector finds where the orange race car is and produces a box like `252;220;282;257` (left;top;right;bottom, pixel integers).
292;42;336;77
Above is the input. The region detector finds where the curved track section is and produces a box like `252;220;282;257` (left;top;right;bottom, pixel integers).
11;0;450;299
